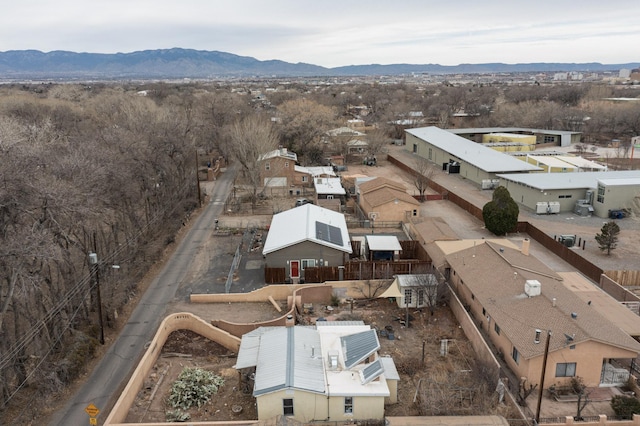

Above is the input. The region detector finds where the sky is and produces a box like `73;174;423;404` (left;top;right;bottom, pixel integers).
1;1;638;68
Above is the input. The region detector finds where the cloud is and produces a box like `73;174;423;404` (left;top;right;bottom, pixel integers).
0;0;638;67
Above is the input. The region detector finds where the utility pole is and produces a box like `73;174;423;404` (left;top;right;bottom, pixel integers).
90;232;105;345
195;150;202;206
535;330;551;424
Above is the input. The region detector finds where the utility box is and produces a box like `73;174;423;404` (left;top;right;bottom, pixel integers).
560;235;576;247
548;202;560;214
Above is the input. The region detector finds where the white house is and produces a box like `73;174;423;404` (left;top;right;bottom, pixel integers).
235;321;399;422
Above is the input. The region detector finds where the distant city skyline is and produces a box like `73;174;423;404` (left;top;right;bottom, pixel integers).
1;1;638;68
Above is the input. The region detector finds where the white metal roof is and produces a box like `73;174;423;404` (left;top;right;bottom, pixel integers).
237;323;393;398
262;204;352;255
258;148;297;162
407;126;541;173
395;274;439;289
365;235;402;251
379;357;400;381
497;170;640;191
253;327;325;397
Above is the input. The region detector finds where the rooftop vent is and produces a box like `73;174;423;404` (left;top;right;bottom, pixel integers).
571;312;578;319
328;350;339;371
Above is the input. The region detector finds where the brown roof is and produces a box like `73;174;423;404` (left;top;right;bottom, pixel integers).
559;272;640;338
362;187;420;208
411;217;459;243
445;241;640;359
358;177;407;194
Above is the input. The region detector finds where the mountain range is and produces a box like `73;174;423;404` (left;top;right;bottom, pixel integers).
0;48;637;80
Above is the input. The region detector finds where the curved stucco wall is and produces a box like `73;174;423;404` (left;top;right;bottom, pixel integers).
104;312;242;425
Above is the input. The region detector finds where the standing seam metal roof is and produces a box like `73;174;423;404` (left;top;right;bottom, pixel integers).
407;126;541;173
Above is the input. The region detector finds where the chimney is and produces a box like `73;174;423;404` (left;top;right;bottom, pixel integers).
286;314;295;327
522;238;530;256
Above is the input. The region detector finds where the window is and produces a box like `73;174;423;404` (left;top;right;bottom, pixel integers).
413;209;418;216
404;289;412;305
283;398;294;416
544;135;556;143
418;290;425;306
285;161;289;168
494;323;500;335
428;148;433;160
512;347;520;365
556;362;576;377
412;144;417;153
301;259;315;269
265;162;270;171
597;184;605;203
302;175;308;182
344;397;353;414
558;194;572;199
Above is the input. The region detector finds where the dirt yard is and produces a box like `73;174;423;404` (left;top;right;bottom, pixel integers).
129;297;521;423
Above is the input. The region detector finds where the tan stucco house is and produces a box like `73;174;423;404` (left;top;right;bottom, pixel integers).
235;321;399;423
357;177;420;222
442;239;640;388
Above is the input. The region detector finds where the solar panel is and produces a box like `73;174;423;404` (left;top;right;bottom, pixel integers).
361;359;384;384
315;221;343;246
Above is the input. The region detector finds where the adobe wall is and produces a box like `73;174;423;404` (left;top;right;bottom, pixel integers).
446;283;500;376
104;313;241;425
599;271;640;302
191;280;388;304
199;281;390;337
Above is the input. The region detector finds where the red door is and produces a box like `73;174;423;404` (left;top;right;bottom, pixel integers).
290;260;300;278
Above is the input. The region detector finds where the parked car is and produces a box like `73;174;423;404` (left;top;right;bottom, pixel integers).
295;198;313;207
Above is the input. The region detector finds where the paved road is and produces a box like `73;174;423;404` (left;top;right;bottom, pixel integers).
49;164;238;426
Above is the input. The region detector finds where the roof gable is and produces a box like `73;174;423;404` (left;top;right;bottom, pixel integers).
362;187;419;208
263;204;352;255
359;177;406;194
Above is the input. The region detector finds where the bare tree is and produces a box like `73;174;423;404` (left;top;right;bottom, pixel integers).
227;115;279;207
365;128;389;159
414;157;435;201
276;98;336;163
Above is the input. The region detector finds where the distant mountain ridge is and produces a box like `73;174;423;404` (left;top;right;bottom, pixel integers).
0;48;637;79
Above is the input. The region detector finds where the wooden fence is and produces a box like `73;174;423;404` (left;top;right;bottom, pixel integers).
265;260;432;284
265;267;285;284
605;270;640;287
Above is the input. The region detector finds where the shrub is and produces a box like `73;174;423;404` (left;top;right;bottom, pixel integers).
167;367;224;411
482;186;519;236
611;395;640;418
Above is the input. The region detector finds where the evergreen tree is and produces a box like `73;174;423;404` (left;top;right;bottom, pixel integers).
482;186;519;236
595;220;620;255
